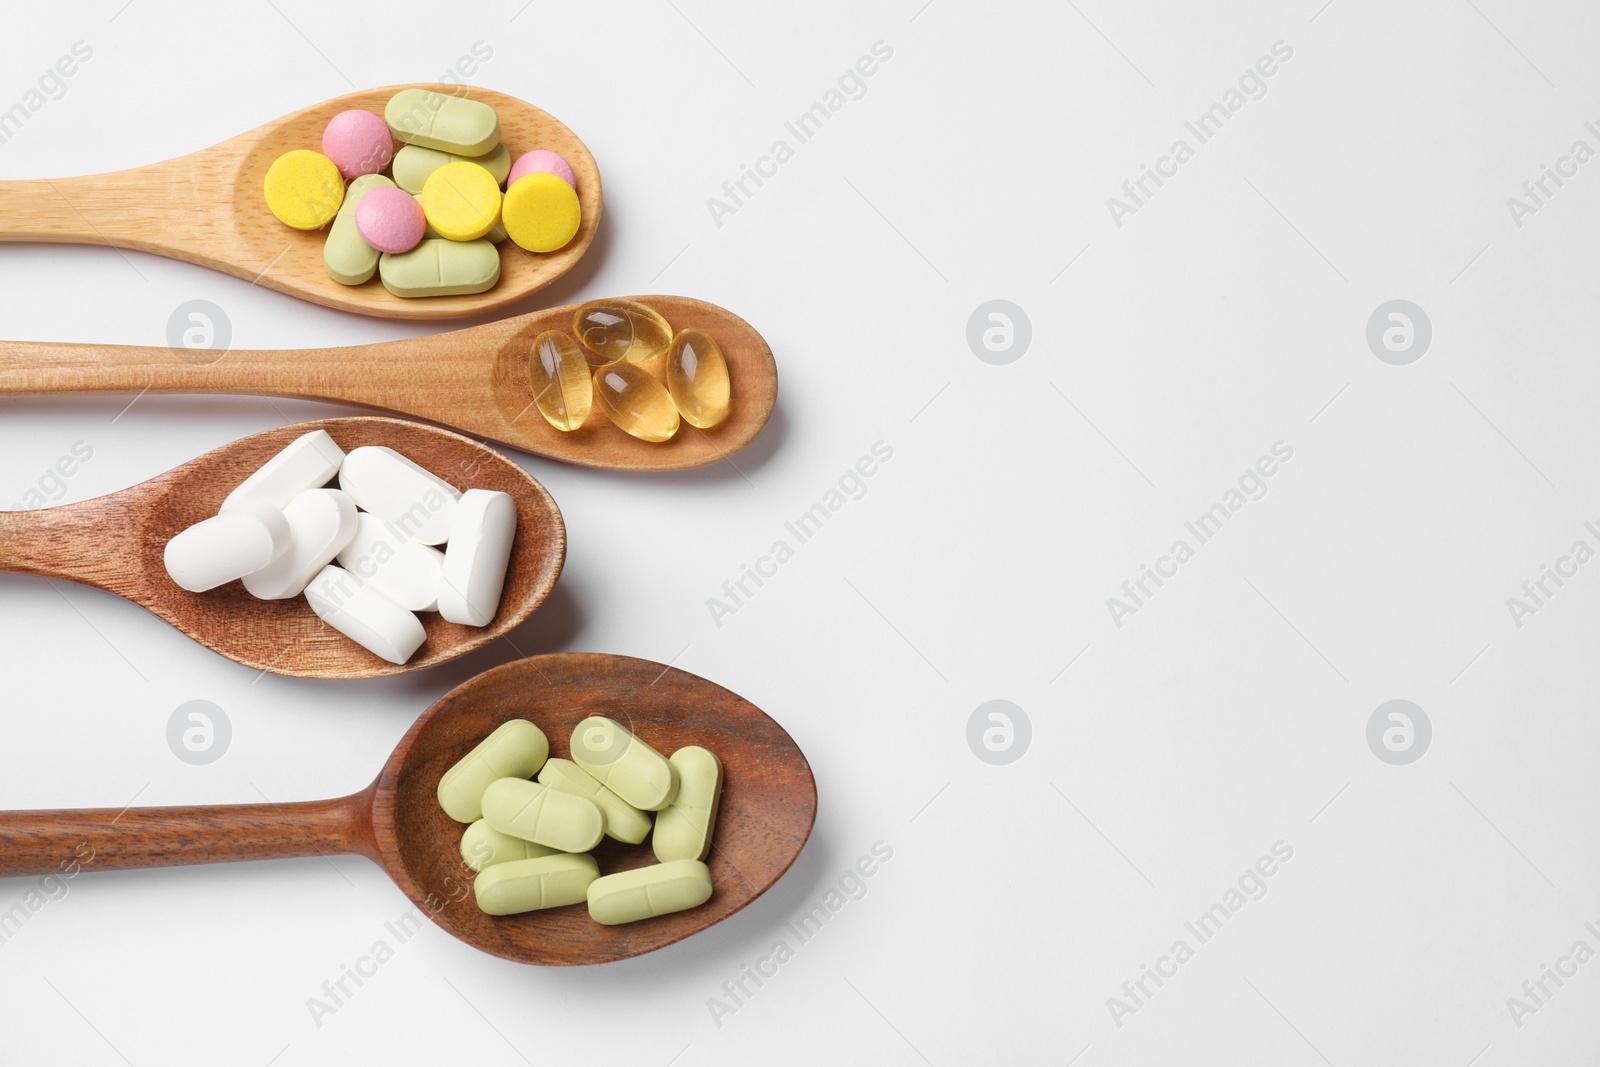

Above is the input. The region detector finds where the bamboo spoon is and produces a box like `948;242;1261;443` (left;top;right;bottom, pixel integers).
0;417;564;679
0;296;775;472
0;84;600;320
0;654;817;966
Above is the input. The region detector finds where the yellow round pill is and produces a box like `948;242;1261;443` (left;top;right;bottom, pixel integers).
263;149;345;230
419;161;502;241
502;172;581;253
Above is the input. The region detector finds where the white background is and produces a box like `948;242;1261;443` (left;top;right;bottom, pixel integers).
2;0;1598;1063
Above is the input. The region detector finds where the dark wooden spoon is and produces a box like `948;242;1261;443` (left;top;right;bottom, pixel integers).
0;417;565;678
0;654;818;966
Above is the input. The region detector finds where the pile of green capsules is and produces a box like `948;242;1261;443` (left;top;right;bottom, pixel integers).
438;716;722;923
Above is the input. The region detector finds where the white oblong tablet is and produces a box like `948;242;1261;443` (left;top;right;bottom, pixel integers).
221;430;345;513
242;489;359;600
336;512;445;612
304;564;426;665
164;500;290;593
337;446;460;546
437;489;516;626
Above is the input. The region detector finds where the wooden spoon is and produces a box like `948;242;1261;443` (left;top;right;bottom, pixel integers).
0;653;817;966
0;84;600;320
0;417;564;679
0;295;775;472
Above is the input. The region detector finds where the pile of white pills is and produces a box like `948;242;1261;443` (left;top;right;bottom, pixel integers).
162;430;517;665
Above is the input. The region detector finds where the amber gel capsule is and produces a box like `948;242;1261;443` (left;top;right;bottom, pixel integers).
572;299;673;364
528;330;592;431
593;362;680;443
666;329;730;429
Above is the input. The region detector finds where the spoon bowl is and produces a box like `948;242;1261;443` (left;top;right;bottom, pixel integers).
0;296;777;471
0;654;818;966
0;84;600;319
0;417;565;677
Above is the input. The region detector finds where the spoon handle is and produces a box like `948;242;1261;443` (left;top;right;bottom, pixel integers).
0;793;374;878
0;335;519;448
0;168;181;251
0;500;138;585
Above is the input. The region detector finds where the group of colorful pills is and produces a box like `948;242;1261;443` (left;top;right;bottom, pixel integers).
438;716;723;922
162;430;517;665
262;89;582;298
530;299;732;442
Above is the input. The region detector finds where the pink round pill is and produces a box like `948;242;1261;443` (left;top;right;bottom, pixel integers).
508;149;577;190
354;187;426;254
322;109;394;179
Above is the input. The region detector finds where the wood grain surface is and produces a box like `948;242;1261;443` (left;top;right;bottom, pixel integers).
0;654;818;966
0;417;566;678
0;296;777;471
0;85;601;320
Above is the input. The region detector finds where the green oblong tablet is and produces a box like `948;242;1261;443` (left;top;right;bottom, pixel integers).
539;758;652;845
393;143;511;193
437;719;548;823
460;819;558;873
481;777;604;853
569;716;679;811
652;747;723;862
379;239;500;298
325;173;392;285
386;89;501;155
475;853;599;916
587;859;713;925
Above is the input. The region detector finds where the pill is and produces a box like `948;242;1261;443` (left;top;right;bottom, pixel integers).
417;194;506;243
569;716;679;811
321;109;394;179
220;430;345;512
355;185;426;254
336;512;444;612
304;564;426;665
437;719;550;823
164;500;290;593
392;142;511;194
666;329;731;429
593;362;680;443
539;758;652;845
476;854;599;916
325;174;394;285
460;819;558;872
437;489;516;627
379;238;500;298
652;747;723;863
385;89;501;156
481;778;604;853
507;149;577;190
528;330;592;432
263;149;345;230
242;488;359;600
587;859;712;926
573;299;673;364
501;171;581;253
419;161;502;241
337;446;460;545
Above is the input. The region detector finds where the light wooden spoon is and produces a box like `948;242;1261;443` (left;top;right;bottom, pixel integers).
0;653;817;966
0;417;564;678
0;295;776;472
0;84;600;320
